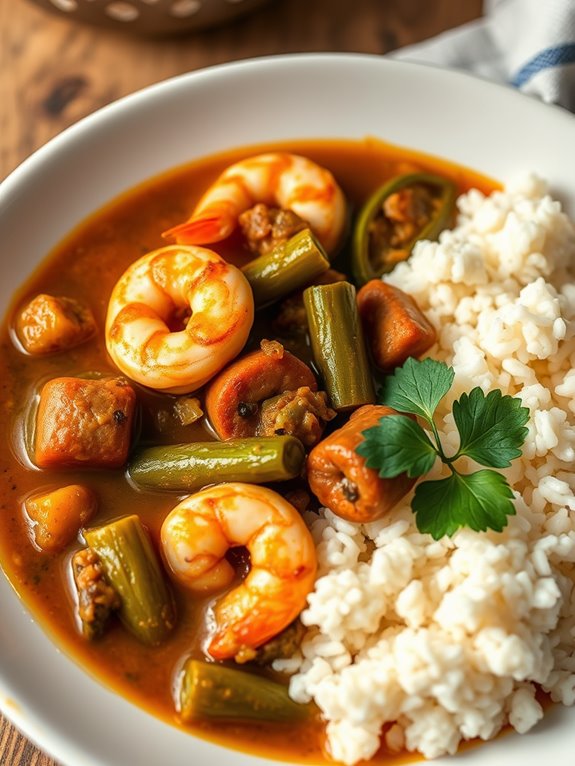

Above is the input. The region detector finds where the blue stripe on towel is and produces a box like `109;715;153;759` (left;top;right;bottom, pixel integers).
511;43;575;87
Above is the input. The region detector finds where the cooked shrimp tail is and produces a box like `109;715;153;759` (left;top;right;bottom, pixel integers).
162;215;228;245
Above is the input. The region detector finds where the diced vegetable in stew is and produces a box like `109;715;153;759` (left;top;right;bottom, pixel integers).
84;515;176;646
180;659;313;723
24;484;97;552
16;293;96;355
128;436;305;492
352;172;456;284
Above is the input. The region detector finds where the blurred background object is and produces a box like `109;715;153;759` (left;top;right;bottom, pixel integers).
394;0;575;112
0;0;483;183
28;0;270;35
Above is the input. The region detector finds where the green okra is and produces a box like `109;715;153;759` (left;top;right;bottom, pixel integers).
352;172;457;285
128;435;305;492
304;281;375;411
242;228;330;307
84;515;175;646
179;659;311;724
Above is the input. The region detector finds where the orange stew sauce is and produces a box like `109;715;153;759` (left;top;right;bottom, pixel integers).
0;139;497;763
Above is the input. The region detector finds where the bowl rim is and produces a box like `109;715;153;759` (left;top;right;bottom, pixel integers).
2;51;575;766
2;50;575;194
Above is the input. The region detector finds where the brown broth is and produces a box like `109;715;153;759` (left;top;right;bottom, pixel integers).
0;138;497;763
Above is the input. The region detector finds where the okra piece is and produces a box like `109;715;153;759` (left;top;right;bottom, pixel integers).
242;228;330;307
84;515;175;646
180;659;311;724
352;172;457;285
304;281;375;411
128;435;305;492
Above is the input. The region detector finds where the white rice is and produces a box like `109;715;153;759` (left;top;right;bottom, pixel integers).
275;176;575;762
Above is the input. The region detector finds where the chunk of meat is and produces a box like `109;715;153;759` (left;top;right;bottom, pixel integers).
383;186;438;247
15;293;96;355
368;183;443;272
256;387;336;447
307;405;416;523
35;377;137;469
205;342;318;440
357;280;436;371
239;203;307;257
24;484;98;553
72;548;120;640
272;296;307;336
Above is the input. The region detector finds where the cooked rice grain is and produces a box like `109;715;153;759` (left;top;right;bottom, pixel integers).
276;176;575;763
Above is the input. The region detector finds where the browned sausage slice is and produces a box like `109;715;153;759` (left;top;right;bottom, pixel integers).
205;344;318;440
357;280;436;371
35;377;136;468
307;404;415;523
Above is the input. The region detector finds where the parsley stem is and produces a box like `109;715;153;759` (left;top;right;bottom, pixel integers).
429;420;459;469
429;420;447;461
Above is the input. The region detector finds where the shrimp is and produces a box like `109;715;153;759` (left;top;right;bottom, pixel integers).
160;482;317;660
163;153;347;254
105;245;254;394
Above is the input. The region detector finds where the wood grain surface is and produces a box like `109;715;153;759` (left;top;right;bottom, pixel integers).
0;0;482;763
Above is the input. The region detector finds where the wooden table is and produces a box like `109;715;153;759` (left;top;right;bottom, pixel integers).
0;0;482;762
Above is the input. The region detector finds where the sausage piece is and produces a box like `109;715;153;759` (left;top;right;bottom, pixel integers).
239;203;307;257
357;280;436;371
35;377;136;469
307;405;415;523
256;386;336;447
205;343;319;440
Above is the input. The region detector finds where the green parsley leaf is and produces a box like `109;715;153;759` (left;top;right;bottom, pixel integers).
378;357;454;425
453;387;530;468
356;356;528;540
357;415;438;479
412;469;516;539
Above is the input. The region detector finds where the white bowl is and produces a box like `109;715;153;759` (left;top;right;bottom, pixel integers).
1;54;575;766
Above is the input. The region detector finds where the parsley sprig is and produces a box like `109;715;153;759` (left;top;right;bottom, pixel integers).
356;358;529;540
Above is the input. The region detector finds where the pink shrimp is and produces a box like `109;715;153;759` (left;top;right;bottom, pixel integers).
160;482;317;660
163;152;347;254
105;245;253;394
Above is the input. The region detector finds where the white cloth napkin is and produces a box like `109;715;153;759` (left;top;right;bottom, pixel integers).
392;0;575;112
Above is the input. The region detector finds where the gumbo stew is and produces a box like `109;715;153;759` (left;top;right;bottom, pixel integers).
0;139;495;762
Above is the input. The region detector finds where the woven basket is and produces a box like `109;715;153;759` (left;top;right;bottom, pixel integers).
29;0;270;35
